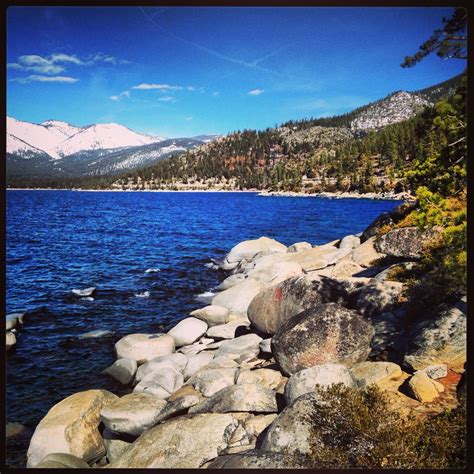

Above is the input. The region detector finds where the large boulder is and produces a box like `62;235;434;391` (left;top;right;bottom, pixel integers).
212;279;266;315
247;275;337;335
404;297;466;373
236;368;283;390
183;351;215;379
259;393;319;456
189;383;278;414
154;392;202;423
26;389;118;467
168;317;208;347
134;366;184;399
349;281;403;318
207;322;249;340
114;333;175;364
221;237;287;271
284;363;356;405
272;303;375;375
109;413;239;468
103;358;137;385
207;450;309;468
35;453;90;468
247;261;303;286
287;242;312;253
192;367;237;397
351;237;385;267
190;305;229;326
361;201;417;243
103;430;132;463
339;234;360;250
214;334;263;363
134;354;186;384
375;226;439;259
100;393;167;436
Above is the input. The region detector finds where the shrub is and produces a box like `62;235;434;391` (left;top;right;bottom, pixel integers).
305;384;465;469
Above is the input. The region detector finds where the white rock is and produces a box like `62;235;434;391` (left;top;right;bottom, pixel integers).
207;323;248;340
115;333;175;364
287;242;312;253
193;368;238;397
100;393;167;436
71;287;96;297
212;280;266;315
339;235;361;250
134;366;184;399
103;358;137;385
221;237;287;271
284;363;356;404
183;352;215;380
214;334;263;363
135;356;185;385
6;331;16;351
168;317;208;347
190;305;230;326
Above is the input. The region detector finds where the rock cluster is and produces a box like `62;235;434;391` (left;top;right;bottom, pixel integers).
25;208;466;468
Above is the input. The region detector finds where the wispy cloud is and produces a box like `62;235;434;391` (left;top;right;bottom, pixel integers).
185;116;193;121
131;83;183;91
110;90;130;101
8;52;128;84
12;75;79;84
248;88;264;96
158;96;175;102
212;91;220;97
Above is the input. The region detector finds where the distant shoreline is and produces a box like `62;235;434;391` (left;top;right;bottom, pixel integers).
6;187;412;201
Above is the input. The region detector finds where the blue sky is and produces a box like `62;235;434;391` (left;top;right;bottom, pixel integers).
7;7;466;138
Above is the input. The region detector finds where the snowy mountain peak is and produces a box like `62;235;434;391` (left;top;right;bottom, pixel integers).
7;116;165;160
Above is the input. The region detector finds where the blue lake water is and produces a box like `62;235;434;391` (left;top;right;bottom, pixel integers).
6;190;400;466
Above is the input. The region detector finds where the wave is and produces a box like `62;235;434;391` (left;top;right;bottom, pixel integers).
195;290;216;303
145;268;160;274
134;291;150;298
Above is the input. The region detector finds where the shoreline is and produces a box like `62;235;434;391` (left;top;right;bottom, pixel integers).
6;187;413;201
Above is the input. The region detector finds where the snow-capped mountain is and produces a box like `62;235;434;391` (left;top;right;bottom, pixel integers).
6;116;164;159
6;116;221;180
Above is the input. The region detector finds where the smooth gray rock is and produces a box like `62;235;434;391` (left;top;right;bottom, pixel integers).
206;322;248;340
212;279;267;316
259;338;272;354
168;317;208;347
284;363;356;404
100;393;167;436
287;242;312;253
221;237;287;271
134;366;184;399
135;356;185;384
35;452;90;468
6;314;20;331
190;305;229;326
114;333;175;364
103;358;137;385
272;303;375;375
109;413;239;468
207;450;309;468
183;352;215;380
192;368;237;397
236;368;283;390
189;383;278;414
102;429;131;463
6;422;26;439
214;334;263;363
351;237;385;267
154;394;201;423
339;235;360;250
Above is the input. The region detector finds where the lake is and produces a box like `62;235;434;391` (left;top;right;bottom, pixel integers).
6;190;401;466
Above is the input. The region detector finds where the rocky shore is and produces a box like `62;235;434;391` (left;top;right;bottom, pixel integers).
19;203;466;469
258;189;414;200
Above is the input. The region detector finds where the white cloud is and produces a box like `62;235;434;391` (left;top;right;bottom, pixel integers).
8;52;129;82
187;85;195;91
131;83;183;91
158;96;175;102
185;116;193;121
212;91;220;97
109;90;130;101
12;75;79;84
248;88;264;96
110;95;120;101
